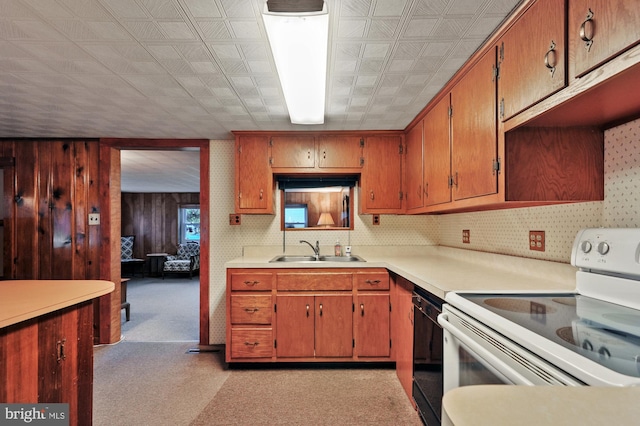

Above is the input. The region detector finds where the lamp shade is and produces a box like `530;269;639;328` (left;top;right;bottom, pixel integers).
317;212;335;227
262;2;328;124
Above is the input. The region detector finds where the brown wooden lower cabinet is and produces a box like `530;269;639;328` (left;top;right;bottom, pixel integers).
0;301;94;426
226;268;391;363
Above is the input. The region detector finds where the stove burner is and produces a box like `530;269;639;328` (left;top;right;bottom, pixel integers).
484;298;558;314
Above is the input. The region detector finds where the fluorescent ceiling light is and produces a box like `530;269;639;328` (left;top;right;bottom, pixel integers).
262;2;329;125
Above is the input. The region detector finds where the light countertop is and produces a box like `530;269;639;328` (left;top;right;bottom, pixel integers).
225;245;577;298
0;279;115;328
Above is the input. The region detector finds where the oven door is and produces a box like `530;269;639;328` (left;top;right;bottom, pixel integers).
438;304;583;394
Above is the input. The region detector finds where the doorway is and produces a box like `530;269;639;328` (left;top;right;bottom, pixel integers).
99;139;210;346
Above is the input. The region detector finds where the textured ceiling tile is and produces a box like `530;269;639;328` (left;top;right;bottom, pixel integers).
368;19;399;39
389;58;414;72
195;21;232;40
431;17;471;39
414;0;449;15
85;21;132;40
99;0;148;18
247;60;270;73
219;0;255;19
140;0;182;19
229;21;261;39
404;17;439;37
448;0;484;15
57;0;112;19
363;43;389;58
467;15;505;37
373;0;409;17
158;21;197;39
338;19;367;38
422;41;454;56
182;0;222;18
10;20;66;40
121;21;167;39
394;42;424;59
21;0;74;18
147;44;181;59
340;0;371;17
219;58;248;74
176;44;212;60
211;43;241;58
160;58;196;74
359;58;383;73
335;60;358;73
191;61;218;73
241;43;268;60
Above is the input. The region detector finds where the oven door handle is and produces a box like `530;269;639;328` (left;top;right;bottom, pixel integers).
438;313;535;386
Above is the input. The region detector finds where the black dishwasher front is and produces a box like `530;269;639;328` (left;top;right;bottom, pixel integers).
412;286;443;425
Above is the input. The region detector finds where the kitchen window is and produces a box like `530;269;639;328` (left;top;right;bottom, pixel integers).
179;204;200;243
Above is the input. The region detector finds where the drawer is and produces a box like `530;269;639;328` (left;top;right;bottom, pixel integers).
276;272;352;291
354;271;389;290
231;295;272;324
231;328;273;359
230;272;274;291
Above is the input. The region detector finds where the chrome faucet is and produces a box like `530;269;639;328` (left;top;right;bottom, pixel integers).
300;240;320;260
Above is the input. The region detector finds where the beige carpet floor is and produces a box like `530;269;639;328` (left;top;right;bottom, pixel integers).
191;365;422;426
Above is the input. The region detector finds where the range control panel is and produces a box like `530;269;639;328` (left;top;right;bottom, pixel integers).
571;228;640;278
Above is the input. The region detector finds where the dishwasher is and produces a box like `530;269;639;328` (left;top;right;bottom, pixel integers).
412;286;444;425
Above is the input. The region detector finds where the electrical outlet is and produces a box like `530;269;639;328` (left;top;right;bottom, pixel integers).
529;230;545;251
229;214;241;225
373;214;380;225
88;213;100;226
462;229;470;244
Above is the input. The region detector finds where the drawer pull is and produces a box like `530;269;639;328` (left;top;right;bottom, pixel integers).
360;303;365;316
544;40;557;78
306;304;310;317
244;308;260;313
243;280;260;286
244;341;260;347
365;279;381;285
319;303;323;317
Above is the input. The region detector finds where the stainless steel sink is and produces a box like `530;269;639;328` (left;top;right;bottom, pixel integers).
269;254;365;263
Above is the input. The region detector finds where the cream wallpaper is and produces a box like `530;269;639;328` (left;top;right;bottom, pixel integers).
208;117;640;343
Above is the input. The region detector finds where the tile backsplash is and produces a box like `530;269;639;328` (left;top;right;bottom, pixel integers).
207;117;640;343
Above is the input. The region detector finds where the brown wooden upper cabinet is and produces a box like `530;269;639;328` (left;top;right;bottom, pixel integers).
451;47;499;202
269;135;315;168
360;135;404;214
235;135;274;214
317;135;363;169
498;0;566;121
569;0;640;79
405;47;498;213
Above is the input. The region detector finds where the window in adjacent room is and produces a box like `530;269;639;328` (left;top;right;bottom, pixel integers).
179;204;200;243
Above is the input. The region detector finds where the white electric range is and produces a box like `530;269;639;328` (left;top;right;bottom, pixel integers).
438;228;640;392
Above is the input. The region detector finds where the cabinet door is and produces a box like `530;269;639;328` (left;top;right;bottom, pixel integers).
355;294;390;357
315;294;353;357
276;294;315;358
404;122;425;211
569;0;640;79
423;95;452;207
393;276;414;401
360;135;403;213
317;135;363;168
235;135;273;213
269;135;315;168
451;49;498;201
498;0;566;120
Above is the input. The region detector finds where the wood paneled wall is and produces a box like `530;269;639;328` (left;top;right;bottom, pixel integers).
121;192;200;257
1;140;101;280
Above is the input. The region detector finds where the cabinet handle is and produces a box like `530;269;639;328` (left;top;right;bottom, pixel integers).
409;308;413;326
243;280;259;286
360;303;365;316
579;8;594;52
319;303;323;317
307;150;311;159
259;189;263;200
544;40;557;78
417;184;422;199
57;339;66;363
244;308;259;313
424;182;428;198
365;279;381;286
243;341;259;347
323;150;327;159
369;190;374;201
306;304;310;317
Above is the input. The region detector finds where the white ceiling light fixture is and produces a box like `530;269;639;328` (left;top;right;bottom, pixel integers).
262;1;329;125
